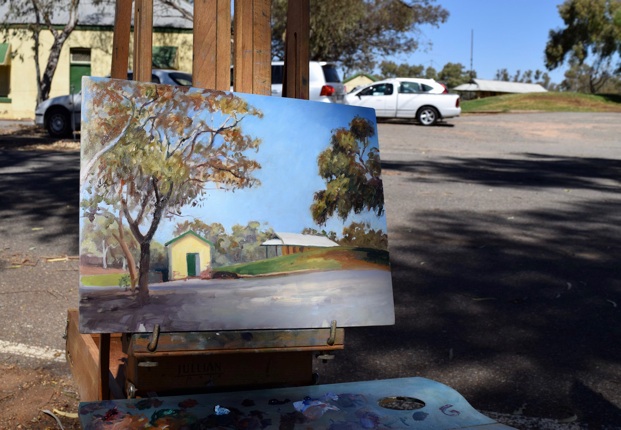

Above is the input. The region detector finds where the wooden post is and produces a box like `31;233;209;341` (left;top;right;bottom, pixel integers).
110;0;132;79
283;0;309;100
133;0;153;82
193;0;231;90
233;0;271;95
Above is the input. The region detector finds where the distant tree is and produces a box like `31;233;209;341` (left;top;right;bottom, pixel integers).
81;80;263;304
424;66;438;80
437;62;471;88
271;0;449;75
495;68;510;81
339;222;388;250
312;116;383;225
301;227;338;242
545;0;621;93
379;61;425;78
1;0;80;103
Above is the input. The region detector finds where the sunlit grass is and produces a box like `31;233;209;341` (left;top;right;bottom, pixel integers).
81;273;126;286
461;92;621;113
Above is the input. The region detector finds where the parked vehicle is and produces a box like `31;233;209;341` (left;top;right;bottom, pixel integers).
345;78;461;126
269;61;347;103
35;69;192;138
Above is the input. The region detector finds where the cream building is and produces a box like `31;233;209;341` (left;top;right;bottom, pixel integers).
0;0;193;120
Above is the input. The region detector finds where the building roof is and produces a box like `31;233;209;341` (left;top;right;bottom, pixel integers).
165;230;214;247
453;79;547;94
261;232;339;248
343;73;377;84
0;0;192;29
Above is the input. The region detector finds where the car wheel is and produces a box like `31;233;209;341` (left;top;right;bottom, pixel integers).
416;106;439;126
46;107;72;138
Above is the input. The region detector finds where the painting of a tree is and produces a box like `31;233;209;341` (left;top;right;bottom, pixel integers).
81;78;263;304
79;78;394;334
311;116;384;225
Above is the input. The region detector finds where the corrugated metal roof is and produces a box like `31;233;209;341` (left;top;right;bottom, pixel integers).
0;0;192;29
261;233;340;248
454;79;547;93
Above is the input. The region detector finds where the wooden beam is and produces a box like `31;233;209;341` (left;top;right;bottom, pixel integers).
252;0;271;96
234;0;271;95
193;0;231;90
111;0;132;79
283;0;309;100
133;0;153;82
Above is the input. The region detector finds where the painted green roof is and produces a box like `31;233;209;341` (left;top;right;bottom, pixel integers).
165;230;214;247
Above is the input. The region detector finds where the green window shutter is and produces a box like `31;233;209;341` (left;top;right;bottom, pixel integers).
152;46;178;69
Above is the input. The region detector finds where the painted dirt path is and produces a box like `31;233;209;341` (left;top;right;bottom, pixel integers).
79;269;395;333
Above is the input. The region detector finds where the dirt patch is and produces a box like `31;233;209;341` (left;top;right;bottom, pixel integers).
0;124;79;152
0;364;81;429
80;265;127;275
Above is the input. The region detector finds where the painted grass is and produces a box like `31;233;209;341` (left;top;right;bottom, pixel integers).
220;246;390;276
81;273;126;287
461;92;621;114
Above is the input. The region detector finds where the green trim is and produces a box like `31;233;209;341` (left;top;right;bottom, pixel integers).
0;97;11;103
165;230;214;247
0;43;10;65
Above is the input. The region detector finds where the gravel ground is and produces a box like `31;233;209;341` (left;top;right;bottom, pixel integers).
1;113;620;429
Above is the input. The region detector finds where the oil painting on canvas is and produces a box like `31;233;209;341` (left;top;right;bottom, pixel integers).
79;76;394;333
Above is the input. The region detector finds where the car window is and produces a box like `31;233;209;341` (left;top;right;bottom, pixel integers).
321;65;341;83
399;82;421;93
271;65;284;85
359;83;393;96
421;83;434;92
126;72;160;84
169;72;192;86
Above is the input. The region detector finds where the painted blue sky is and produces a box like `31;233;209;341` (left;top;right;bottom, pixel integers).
155;93;385;244
386;0;567;84
81;80;387;245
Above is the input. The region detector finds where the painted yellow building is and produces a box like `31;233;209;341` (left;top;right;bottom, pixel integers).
165;230;213;280
0;1;193;120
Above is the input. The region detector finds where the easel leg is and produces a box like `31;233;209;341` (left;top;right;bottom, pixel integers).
99;334;110;400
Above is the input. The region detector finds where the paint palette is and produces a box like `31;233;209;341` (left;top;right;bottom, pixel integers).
78;76;394;333
78;377;514;429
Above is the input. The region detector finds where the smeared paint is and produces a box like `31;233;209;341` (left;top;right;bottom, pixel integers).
412;411;429;421
440;404;460;416
215;405;231;415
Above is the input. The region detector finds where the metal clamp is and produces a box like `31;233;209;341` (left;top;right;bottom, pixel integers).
147;324;160;352
327;320;337;346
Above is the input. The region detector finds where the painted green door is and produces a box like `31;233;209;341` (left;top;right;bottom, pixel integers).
70;64;90;93
186;253;199;276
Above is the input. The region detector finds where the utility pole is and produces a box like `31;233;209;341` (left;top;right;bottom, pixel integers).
470;29;474;81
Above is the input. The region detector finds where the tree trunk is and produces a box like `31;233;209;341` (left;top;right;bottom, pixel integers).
111;216;138;291
101;239;108;269
137;242;151;305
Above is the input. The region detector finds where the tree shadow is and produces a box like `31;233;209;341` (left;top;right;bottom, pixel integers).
0;150;80;253
317;154;621;426
382;152;621;192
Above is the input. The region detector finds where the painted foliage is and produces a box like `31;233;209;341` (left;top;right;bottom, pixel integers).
79;77;394;333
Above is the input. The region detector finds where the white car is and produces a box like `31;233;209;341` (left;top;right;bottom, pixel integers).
345;78;460;126
35;69;192;138
269;61;347;103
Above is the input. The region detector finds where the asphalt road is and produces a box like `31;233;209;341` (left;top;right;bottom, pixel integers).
1;113;620;427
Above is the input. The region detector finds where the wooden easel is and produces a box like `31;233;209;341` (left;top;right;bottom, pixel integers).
66;0;345;401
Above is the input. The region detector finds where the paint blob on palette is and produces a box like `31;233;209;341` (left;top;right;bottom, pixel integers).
78;76;394;333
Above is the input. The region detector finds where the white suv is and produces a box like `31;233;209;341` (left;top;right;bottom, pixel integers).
269;61;347;103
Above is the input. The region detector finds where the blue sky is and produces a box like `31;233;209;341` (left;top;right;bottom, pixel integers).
387;0;567;84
